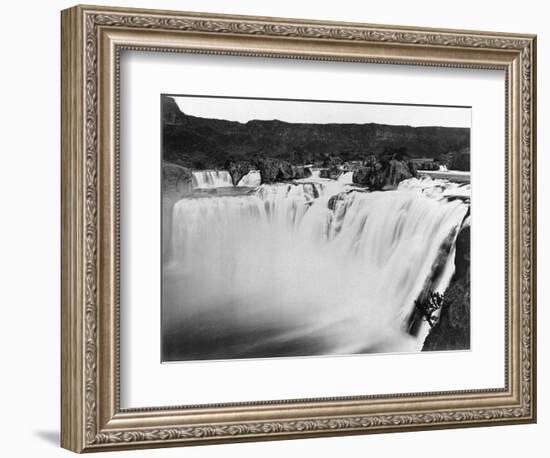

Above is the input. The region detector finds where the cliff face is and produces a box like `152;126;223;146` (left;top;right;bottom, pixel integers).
161;162;193;259
422;223;471;351
162;96;470;169
353;158;417;190
162;161;192;199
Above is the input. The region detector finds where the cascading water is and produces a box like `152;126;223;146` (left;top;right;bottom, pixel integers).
398;176;471;200
337;171;354;184
310;169;321;179
191;170;233;188
162;176;469;360
237;170;261;187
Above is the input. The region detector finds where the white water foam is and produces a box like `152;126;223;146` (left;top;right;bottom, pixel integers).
164;178;468;358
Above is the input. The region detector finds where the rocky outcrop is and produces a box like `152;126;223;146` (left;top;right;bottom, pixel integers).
448;149;470;171
319;165;343;180
352;158;416;190
162;161;193;260
293;165;312;179
225;160;253;186
257;158;294;183
410;159;439;171
422;223;470;351
162;161;193;198
439;148;471;171
256;158;311;183
162;95;470;169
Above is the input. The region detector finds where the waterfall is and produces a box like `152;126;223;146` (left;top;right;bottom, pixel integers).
163;177;469;359
191;170;233;188
439;164;449;172
237;170;261;187
337;171;354;184
398;176;470;200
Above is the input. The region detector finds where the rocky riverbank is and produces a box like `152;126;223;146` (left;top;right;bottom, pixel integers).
162;162;193;259
422;222;471;351
352;155;417;190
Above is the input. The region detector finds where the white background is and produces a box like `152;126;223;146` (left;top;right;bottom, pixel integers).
0;0;546;457
121;53;504;407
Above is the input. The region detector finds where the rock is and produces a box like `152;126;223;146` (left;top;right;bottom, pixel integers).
385;159;416;188
409;159;438;171
257;158;292;183
256;158;311;183
319;165;342;180
292;165;312;179
352;158;415;190
162;162;193;260
225;159;252;186
439;148;471;172
422;224;470;351
327;192;350;211
448;149;470;171
321;154;344;168
407;160;419;176
162;161;193;198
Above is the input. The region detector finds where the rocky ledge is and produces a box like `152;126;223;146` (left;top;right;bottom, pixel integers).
256;158;312;183
162;161;193;260
352;155;417;190
162;161;193;199
224;158;312;185
422;222;470;351
224;159;254;186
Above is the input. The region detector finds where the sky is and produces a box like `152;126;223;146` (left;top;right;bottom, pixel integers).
170;95;471;128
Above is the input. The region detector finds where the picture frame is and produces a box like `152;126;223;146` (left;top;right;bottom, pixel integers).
61;4;537;453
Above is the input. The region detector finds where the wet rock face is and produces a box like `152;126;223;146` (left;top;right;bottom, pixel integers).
257;158;293;183
319;165;343;180
293;165;312;179
352;159;416;190
422;225;471;352
225;160;253;186
410;159;439;171
162;161;193;260
448;150;471;171
256;158;312;184
162;161;193;199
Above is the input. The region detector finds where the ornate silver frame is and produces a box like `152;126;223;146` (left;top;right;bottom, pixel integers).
61;4;537;453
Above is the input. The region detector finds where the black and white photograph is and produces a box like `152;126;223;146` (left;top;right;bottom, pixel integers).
161;94;471;362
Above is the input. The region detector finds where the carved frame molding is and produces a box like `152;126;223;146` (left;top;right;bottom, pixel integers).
61;5;536;453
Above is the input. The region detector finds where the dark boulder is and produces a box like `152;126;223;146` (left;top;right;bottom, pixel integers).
319;165;342;180
225;159;253;186
448;149;471;171
439;148;471;172
256;158;312;183
293;165;312;179
162;162;193;260
352;158;415;190
409;159;438;171
422;224;471;351
257;158;293;183
386;159;417;186
321;154;344;168
327;191;351;211
407;160;419;176
162;161;193;199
